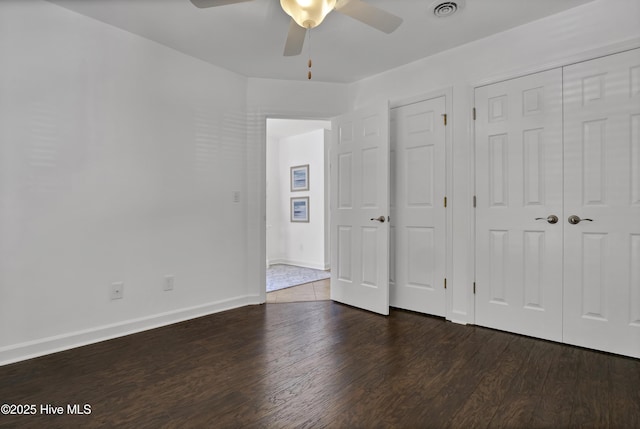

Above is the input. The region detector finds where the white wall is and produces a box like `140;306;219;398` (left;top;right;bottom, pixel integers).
267;128;328;270
348;0;640;324
0;0;252;364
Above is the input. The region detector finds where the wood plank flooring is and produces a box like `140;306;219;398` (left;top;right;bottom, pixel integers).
1;301;639;428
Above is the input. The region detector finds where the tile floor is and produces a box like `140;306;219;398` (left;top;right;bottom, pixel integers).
266;278;330;303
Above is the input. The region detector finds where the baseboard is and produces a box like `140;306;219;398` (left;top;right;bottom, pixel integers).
0;295;261;367
268;259;329;271
449;310;469;325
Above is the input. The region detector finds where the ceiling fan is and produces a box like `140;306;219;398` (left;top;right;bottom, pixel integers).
189;0;403;56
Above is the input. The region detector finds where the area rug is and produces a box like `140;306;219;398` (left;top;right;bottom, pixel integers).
266;264;330;293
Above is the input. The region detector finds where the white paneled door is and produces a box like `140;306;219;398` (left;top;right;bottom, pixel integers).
476;49;640;358
563;49;640;358
475;69;564;341
330;103;390;315
390;97;446;316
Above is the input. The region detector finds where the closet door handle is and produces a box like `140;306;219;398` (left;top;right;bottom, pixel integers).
568;215;593;225
535;215;558;224
370;216;386;223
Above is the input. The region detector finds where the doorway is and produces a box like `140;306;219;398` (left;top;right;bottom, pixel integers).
265;118;332;303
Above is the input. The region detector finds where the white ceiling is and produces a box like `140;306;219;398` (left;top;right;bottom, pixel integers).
48;0;596;83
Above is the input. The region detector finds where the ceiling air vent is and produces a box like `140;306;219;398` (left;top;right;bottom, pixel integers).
430;0;465;18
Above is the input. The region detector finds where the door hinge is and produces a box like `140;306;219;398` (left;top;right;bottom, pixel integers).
472;107;476;120
442;113;447;126
473;195;477;208
444;196;447;208
473;282;476;294
444;278;447;289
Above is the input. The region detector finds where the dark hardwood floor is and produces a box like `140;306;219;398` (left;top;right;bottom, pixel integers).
1;301;639;428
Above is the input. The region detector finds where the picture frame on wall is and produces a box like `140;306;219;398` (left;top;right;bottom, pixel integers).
290;197;309;223
290;164;309;192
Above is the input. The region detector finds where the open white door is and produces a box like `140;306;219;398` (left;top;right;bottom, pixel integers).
330;103;390;315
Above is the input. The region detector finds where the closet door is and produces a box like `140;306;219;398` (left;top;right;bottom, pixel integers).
563;49;640;358
475;69;564;341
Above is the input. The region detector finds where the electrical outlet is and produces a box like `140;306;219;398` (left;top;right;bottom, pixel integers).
164;275;174;291
111;282;124;300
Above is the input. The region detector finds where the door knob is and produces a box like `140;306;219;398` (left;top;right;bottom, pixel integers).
568;215;593;225
535;215;558;224
370;216;386;223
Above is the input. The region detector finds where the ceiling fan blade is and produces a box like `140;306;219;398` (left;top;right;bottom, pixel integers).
189;0;253;8
334;0;403;34
283;19;307;57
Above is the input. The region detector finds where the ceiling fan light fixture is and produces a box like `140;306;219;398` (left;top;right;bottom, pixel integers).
280;0;337;29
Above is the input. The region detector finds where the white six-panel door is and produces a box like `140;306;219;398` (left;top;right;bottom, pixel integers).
475;69;564;342
475;49;640;358
330;103;390;315
563;49;640;358
390;97;447;316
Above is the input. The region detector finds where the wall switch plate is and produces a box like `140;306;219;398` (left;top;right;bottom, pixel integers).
164;275;174;291
111;282;124;300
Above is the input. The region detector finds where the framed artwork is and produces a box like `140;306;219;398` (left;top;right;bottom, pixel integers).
290;164;309;192
290;197;309;222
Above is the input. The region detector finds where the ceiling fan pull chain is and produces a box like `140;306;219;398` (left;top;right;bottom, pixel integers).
307;26;312;80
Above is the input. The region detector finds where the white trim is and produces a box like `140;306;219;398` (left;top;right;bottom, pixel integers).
0;295;260;366
323;129;331;272
449;312;469;325
444;89;454;324
268;259;330;271
391;87;454;321
472;37;640;89
466;84;476;326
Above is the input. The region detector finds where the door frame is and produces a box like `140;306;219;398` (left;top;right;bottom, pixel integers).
390;87;453;321
469;38;640;326
258;113;334;304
